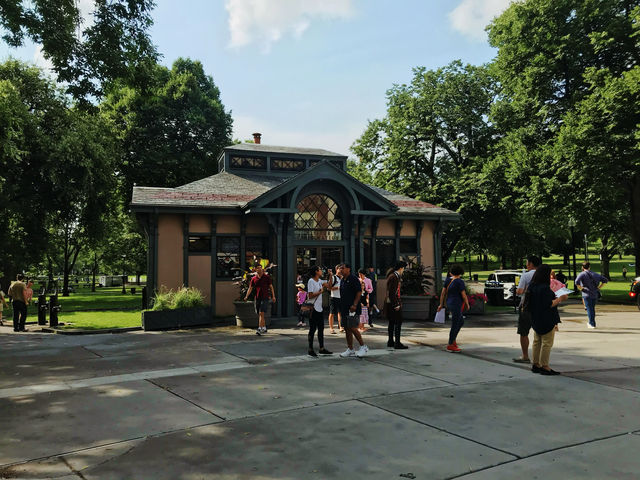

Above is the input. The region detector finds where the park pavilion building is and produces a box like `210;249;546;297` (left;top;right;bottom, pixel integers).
131;140;459;317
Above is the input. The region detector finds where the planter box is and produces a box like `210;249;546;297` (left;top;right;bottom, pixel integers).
466;300;486;315
234;301;272;328
142;306;214;331
401;295;434;321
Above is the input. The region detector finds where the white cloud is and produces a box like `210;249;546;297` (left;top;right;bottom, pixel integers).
225;0;354;53
449;0;513;40
33;45;54;73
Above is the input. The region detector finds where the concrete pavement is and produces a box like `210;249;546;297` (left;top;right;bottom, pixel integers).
0;304;639;479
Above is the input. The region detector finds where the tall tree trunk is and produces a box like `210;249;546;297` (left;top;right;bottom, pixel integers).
91;251;98;293
482;253;489;271
599;234;612;279
631;177;640;276
63;232;70;297
136;272;141;285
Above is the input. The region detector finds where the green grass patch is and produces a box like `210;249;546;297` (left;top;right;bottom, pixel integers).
56;286;141;311
58;310;141;330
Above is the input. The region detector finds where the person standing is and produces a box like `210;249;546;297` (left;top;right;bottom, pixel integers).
8;274;27;332
339;263;368;358
328;265;343;334
244;264;276;336
296;283;308;327
575;261;608;329
437;264;470;352
384;261;408;349
622;267;627;280
512;255;541;363
23;278;34;324
366;266;380;326
555;270;567;286
306;266;332;357
358;269;372;331
526;264;569;375
0;284;7;326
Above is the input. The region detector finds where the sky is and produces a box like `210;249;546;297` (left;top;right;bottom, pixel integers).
0;0;512;156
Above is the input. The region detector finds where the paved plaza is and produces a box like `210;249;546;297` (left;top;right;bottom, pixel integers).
1;303;639;479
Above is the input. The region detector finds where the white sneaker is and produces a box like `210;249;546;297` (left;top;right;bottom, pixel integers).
356;345;369;357
340;348;355;358
587;324;596;329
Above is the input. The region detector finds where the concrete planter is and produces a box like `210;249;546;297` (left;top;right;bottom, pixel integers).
466;299;486;315
401;295;434;322
141;306;214;331
234;301;272;328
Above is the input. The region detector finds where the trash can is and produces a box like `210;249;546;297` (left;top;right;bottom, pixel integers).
473;274;479;282
484;282;505;306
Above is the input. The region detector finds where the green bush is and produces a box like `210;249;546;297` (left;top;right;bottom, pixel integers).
150;286;205;311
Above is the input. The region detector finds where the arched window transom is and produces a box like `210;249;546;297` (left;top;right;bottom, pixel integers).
295;194;342;241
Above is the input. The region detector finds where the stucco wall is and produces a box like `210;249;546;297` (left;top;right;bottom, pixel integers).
377;219;395;236
246;216;269;234
157;214;183;291
400;220;417;237
189;215;210;233
188;256;211;304
216;282;237;316
217;216;241;234
420;221;435;267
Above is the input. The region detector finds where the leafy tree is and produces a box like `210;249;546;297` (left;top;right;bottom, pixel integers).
488;0;640;275
350;61;533;264
0;0;157;103
101;58;233;200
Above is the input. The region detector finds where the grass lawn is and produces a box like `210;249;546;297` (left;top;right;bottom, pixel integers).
58;310;141;330
56;286;141;311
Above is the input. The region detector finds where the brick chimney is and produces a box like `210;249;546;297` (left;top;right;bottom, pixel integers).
252;132;262;144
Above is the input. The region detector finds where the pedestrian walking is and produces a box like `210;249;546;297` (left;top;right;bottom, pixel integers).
549;270;566;331
306;266;332;357
575;261;608;329
244;264;276;335
555;270;567;285
0;284;7;326
512;255;541;363
8;274;28;332
384;261;408;349
524;264;569;375
328;265;343;334
24;278;34;324
338;264;368;358
437;264;470;352
296;283;308;327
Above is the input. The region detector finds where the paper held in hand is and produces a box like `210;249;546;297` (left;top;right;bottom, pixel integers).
434;308;445;323
554;287;573;297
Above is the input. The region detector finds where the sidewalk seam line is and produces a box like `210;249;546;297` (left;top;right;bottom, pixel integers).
145;378;226;421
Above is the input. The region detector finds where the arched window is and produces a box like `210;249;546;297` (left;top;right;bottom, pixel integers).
295;194;342;241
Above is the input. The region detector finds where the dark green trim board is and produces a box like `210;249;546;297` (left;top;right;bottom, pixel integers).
416;221;423;265
371;218;379;269
395;220;403;260
210;215;217;311
240;217;247;271
183;215;189;287
434;220;444;292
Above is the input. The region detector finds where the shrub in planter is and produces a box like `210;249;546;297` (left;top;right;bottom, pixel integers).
399;264;438;321
142;287;212;330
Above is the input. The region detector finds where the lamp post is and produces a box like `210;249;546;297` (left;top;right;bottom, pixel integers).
584;234;589;262
568;217;577;292
121;254;127;295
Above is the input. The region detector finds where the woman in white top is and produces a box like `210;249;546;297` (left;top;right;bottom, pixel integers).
306;266;333;357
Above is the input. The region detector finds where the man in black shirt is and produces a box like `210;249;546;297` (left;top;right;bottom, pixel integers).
339;264;368;358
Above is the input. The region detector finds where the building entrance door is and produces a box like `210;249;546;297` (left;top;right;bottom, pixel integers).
296;247;344;275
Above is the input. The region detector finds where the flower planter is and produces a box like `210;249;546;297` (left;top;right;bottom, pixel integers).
466;300;486;315
234;301;272;328
401;295;434;321
141;306;214;331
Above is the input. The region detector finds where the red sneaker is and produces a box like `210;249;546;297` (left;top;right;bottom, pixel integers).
446;344;461;353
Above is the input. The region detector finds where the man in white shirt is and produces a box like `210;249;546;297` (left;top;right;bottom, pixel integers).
306;266;333;357
328;264;343;334
513;255;541;364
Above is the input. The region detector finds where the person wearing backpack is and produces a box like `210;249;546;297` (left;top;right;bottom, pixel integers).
575;262;608;329
437;264;470;353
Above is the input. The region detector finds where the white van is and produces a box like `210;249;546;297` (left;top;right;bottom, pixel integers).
487;270;525;301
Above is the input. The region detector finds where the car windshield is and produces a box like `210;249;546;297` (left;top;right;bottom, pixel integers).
496;274;517;283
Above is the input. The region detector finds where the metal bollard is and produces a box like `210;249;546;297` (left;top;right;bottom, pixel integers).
37;293;48;325
49;294;61;327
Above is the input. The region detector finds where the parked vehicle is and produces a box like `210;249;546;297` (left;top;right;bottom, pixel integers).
630;276;640;310
486;270;525;302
